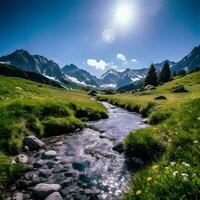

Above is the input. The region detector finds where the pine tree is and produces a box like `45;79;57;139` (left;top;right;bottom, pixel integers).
144;64;158;86
159;61;171;83
179;69;186;76
172;71;177;77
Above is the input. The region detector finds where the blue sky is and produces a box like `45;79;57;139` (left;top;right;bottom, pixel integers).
0;0;199;76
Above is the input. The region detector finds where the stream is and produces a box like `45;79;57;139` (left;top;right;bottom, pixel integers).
13;102;146;200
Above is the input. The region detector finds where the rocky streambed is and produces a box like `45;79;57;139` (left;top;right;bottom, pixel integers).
10;102;146;200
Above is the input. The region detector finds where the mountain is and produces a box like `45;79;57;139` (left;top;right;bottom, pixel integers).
171;45;200;73
62;64;100;87
0;50;63;80
154;60;175;71
117;79;144;92
100;68;148;88
0;63;62;88
1;45;199;90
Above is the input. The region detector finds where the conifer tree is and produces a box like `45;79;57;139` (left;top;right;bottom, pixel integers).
159;61;171;83
144;64;158;86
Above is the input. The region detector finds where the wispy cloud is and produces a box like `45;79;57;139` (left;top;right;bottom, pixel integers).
131;58;138;63
87;59;108;70
116;53;126;61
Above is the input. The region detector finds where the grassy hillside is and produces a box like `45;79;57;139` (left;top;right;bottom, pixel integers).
0;63;63;88
0;75;107;197
98;71;200;199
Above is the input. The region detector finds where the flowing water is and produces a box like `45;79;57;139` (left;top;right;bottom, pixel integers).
13;102;146;200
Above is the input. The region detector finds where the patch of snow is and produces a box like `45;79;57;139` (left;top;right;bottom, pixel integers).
65;75;96;88
43;74;59;81
100;69;119;79
131;77;140;82
100;83;117;88
65;75;87;85
0;61;11;64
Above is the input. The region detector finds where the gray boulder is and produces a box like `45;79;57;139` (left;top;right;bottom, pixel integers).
142;118;149;123
33;183;61;199
172;85;188;93
44;192;63;200
43;150;57;159
154;96;167;100
24;136;44;150
12;192;23;200
144;85;155;90
72;161;90;171
15;154;28;164
113;142;124;153
39;169;52;178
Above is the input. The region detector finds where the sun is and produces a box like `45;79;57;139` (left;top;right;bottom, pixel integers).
115;2;133;27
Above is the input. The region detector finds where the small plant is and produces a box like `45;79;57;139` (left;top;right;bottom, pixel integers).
149;109;171;125
124;128;165;163
42;117;83;136
139;102;156;117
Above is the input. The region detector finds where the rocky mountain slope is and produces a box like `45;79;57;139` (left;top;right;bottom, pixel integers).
171;45;200;73
0;50;63;80
1;45;199;89
62;64;100;87
0;63;62;88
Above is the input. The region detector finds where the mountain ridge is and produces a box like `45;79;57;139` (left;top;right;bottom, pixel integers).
0;45;199;89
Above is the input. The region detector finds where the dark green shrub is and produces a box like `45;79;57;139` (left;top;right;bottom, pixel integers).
139;102;156;117
149;110;171;125
0;153;24;200
26;116;44;137
75;108;107;121
42;117;83;136
39;102;71;118
125;128;165;163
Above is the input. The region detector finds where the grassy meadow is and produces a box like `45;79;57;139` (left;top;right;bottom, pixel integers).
0;75;107;197
98;71;200;199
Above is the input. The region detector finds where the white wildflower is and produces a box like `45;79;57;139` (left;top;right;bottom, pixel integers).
183;176;188;181
181;173;188;181
194;141;198;144
192;174;196;177
172;171;178;176
181;173;188;177
170;162;176;166
197;117;200;120
182;162;190;167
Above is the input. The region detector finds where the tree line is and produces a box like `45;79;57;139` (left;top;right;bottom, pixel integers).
145;62;200;87
144;61;171;86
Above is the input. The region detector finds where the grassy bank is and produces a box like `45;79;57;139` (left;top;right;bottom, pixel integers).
98;71;200;199
0;75;107;198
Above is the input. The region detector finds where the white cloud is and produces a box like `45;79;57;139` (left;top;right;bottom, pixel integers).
116;53;126;61
87;59;108;70
131;58;138;63
123;61;128;65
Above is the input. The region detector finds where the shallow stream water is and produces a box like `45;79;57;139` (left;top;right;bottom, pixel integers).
13;102;146;200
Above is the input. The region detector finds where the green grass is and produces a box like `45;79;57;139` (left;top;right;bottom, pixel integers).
98;71;200;199
0;75;107;154
0;153;24;200
123;99;200;200
0;75;107;197
97;71;200;115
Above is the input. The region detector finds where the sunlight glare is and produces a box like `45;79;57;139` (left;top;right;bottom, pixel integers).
115;2;134;27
